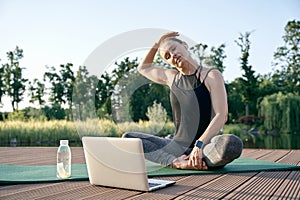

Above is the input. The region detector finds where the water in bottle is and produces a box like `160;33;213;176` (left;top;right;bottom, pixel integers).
57;140;71;178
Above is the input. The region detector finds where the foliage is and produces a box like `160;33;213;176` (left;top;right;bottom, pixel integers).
28;78;46;107
257;75;280;99
235;31;259;116
0;64;5;105
226;79;246;122
100;57;139;121
237;115;256;125
1;20;299;124
1;46;28;111
7;110;27;121
130;82;172;122
223;123;249;135
272;20;300;94
42;104;66;120
117;119;174;137
259;92;300;134
146;100;167;122
75;118;121;137
189;43;227;73
72;66;99;120
0;120;79;146
95;72;113;117
204;44;227;73
0;119;175;146
190;43;208;66
43;63;75;111
23;107;47;121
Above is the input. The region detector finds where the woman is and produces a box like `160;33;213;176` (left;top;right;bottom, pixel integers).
123;31;243;170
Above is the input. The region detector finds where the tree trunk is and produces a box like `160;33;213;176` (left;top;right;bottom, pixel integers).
245;104;249;116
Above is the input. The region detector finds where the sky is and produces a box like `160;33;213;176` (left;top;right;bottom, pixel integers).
0;0;300;111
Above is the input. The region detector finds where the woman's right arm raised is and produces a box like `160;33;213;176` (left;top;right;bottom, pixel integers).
137;32;179;86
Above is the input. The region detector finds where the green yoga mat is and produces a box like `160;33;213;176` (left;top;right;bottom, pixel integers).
0;158;299;185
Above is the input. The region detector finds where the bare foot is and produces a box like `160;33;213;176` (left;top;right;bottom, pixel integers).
172;155;198;170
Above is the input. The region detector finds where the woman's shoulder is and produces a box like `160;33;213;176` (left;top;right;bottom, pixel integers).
202;67;222;79
160;68;178;87
201;67;224;90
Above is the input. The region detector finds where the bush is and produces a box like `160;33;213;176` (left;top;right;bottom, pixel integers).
237;115;256;125
7;110;27;121
223;123;249;136
146;101;167;123
259;92;300;134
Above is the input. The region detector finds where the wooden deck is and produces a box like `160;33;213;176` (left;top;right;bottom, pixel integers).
0;147;299;200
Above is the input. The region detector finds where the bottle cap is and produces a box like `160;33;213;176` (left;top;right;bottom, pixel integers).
60;140;69;145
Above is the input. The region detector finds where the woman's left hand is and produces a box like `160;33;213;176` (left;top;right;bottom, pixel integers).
185;147;208;170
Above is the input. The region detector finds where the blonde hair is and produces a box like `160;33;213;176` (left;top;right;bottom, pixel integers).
160;37;184;46
158;37;185;55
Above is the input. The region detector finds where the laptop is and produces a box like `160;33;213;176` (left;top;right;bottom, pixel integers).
82;137;176;192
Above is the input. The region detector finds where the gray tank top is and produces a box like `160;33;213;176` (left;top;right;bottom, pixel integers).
170;68;214;148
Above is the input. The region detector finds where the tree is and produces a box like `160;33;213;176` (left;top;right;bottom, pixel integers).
44;66;65;106
0;62;5;106
256;74;280;105
43;63;75;120
146;100;167;123
204;44;227;73
259;92;300;134
130;81;171;122
190;43;208;66
59;63;75;111
226;78;245;122
28;78;45;107
110;57;139;121
272;20;300;94
72;66;97;120
235;32;259;116
189;43;227;74
42;104;66;120
3;46;28;111
95;72;113;118
44;63;75;110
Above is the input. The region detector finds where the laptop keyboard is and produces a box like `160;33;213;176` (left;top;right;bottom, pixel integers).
148;182;161;188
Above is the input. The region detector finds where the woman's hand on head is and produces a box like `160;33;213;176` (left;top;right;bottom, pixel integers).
157;31;179;46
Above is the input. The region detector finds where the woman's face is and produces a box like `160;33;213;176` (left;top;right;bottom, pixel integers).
159;40;190;69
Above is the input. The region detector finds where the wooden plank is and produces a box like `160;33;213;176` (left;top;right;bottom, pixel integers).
1;148;299;200
175;172;257;200
270;170;300;200
223;149;300;200
0;183;61;197
223;171;291;199
240;149;260;157
258;149;291;162
0;182;92;200
78;188;142;200
0;147;56;165
240;149;274;159
34;185;139;200
127;175;222;200
277;150;300;165
176;147;289;199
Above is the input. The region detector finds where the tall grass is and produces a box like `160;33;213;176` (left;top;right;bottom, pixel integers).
0;119;175;146
1;119;257;147
0;120;79;146
0;119;300;149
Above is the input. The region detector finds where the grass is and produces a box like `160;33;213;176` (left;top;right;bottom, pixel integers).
2;120;298;149
0;119;175;146
0;120;79;146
